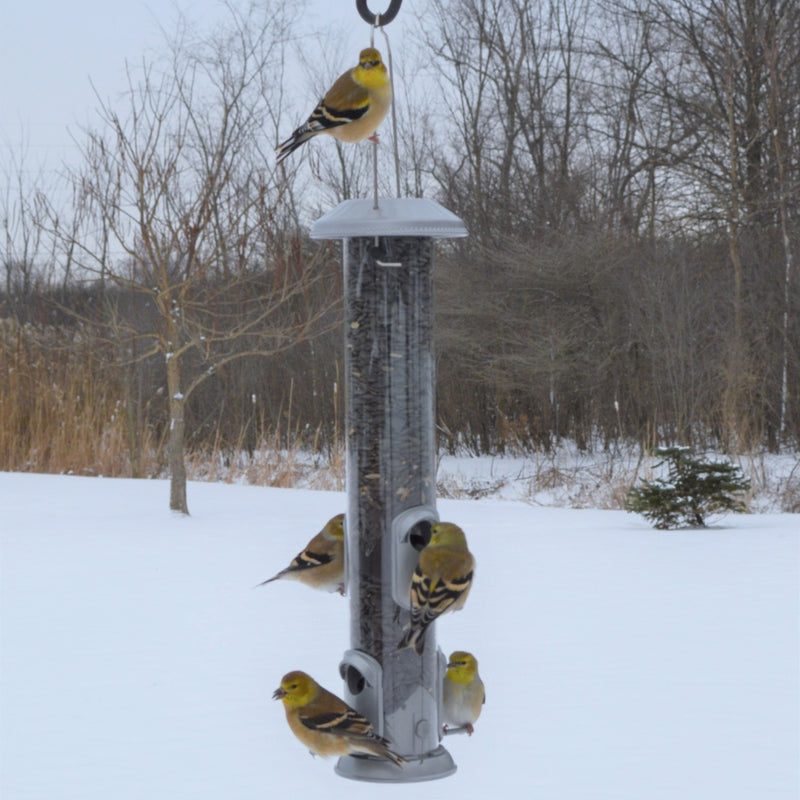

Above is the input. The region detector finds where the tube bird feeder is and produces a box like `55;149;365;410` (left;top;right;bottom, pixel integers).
310;198;467;782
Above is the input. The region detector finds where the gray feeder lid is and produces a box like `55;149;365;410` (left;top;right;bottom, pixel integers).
310;198;468;240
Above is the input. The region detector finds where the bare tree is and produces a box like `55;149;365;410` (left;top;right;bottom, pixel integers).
634;0;800;448
61;1;335;512
418;0;599;243
1;142;47;312
761;0;800;438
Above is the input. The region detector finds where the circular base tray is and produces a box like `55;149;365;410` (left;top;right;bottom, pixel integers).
334;746;456;783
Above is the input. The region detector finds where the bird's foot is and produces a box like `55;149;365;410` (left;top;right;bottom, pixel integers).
368;132;380;144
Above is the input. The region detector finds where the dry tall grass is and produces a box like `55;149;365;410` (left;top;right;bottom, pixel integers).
0;319;156;476
0;319;345;487
3;319;796;510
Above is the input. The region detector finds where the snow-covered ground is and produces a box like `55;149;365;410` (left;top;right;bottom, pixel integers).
434;449;800;512
1;471;797;799
210;446;799;513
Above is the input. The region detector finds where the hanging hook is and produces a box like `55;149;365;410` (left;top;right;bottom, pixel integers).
356;0;402;26
370;15;379;47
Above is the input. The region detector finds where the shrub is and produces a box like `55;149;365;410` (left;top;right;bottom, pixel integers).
626;446;751;529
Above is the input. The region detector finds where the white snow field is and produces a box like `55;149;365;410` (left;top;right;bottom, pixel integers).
1;471;797;800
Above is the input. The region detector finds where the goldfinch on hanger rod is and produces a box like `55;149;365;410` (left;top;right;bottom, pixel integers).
275;48;392;164
256;513;345;595
443;650;485;735
273;671;406;766
397;522;475;654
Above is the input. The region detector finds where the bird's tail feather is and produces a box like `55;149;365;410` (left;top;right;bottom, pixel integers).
363;739;406;767
275;129;316;164
397;626;426;655
254;574;280;588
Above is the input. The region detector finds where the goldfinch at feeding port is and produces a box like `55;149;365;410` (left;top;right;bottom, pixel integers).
275;48;392;164
397;522;475;654
443;650;485;735
256;513;345;594
273;670;405;766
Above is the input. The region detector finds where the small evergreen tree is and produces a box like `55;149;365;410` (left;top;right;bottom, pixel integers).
626;447;751;529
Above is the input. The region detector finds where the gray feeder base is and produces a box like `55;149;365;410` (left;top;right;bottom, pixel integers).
334;746;456;783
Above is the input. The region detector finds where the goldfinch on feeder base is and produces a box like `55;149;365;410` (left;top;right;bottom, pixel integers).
397;522;475;654
443;650;485;735
256;513;345;595
273;671;405;767
275;48;392;164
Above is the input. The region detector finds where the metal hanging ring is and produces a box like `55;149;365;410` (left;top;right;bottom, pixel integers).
356;0;402;26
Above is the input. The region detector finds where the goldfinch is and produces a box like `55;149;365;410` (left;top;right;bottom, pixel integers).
397;522;475;654
257;514;345;594
273;671;405;767
443;651;485;735
275;47;392;164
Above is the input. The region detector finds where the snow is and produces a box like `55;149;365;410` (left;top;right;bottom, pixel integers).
1;470;798;799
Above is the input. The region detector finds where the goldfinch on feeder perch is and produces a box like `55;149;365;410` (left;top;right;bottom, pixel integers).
275;47;392;164
398;522;475;654
273;671;406;766
443;650;485;735
256;513;345;594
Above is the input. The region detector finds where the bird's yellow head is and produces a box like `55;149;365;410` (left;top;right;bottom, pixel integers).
446;651;479;684
273;670;318;708
355;48;388;89
429;522;468;549
323;513;346;541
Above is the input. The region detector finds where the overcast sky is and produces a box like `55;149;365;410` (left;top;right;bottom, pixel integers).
1;0;417;184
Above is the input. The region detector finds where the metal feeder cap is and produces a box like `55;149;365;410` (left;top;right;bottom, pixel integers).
310;198;468;240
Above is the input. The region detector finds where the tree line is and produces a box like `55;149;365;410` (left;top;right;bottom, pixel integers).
2;0;798;510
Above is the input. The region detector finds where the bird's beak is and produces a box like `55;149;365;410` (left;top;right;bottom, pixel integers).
272;687;287;700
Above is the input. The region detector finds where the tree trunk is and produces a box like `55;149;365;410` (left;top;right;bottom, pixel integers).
166;352;188;514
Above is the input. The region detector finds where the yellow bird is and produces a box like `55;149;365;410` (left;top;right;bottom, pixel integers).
275;47;392;164
398;522;475;654
257;514;345;595
273;671;405;766
442;651;485;735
